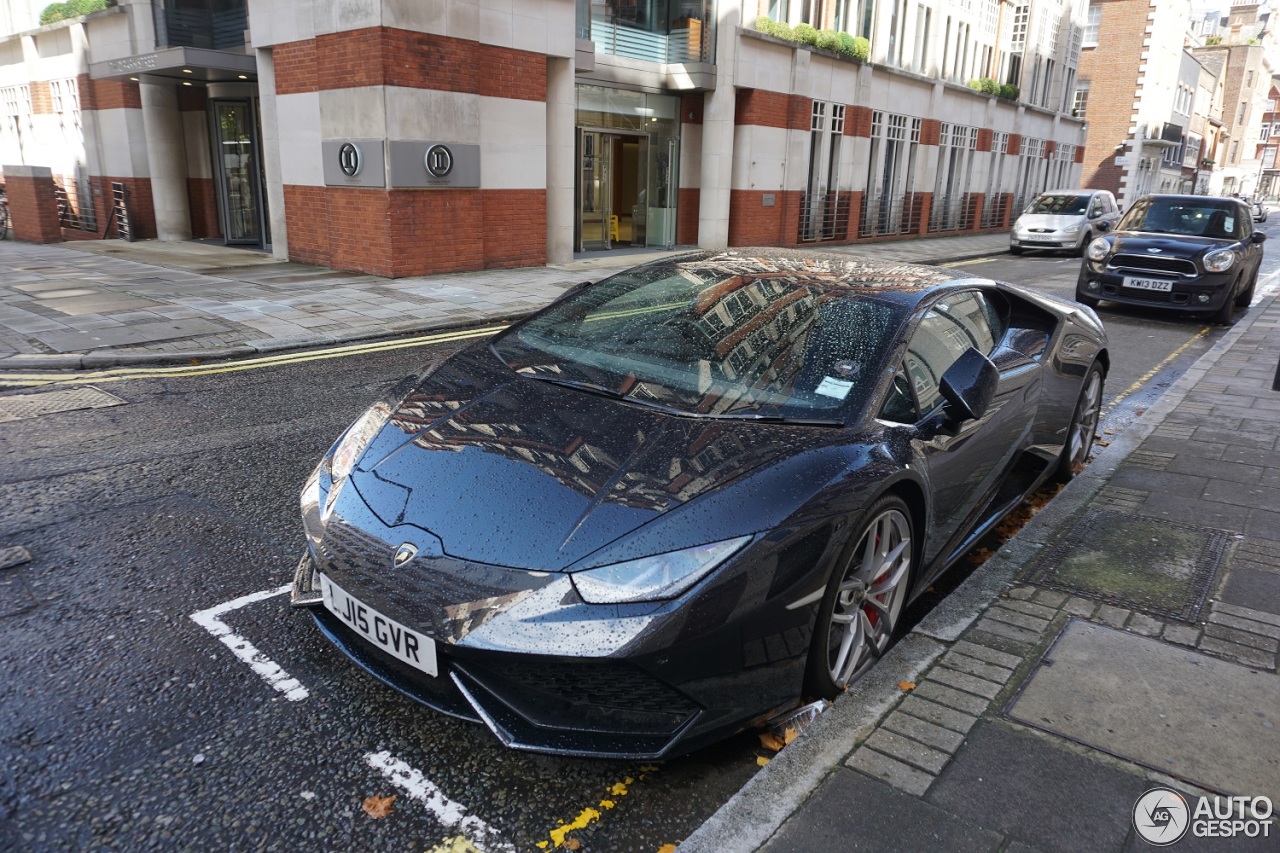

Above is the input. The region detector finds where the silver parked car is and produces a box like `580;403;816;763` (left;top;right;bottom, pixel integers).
1011;189;1122;256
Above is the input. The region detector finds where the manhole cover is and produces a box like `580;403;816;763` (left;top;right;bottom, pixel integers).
1020;510;1229;623
0;386;127;422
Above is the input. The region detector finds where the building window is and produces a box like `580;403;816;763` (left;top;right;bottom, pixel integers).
1083;6;1101;47
1184;133;1202;167
1230;140;1240;163
1072;83;1089;116
1264;146;1277;169
1247;71;1254;88
1263;124;1273;143
1268;99;1277;112
1238;101;1248;125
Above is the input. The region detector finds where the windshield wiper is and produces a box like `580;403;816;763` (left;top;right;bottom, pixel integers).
522;374;627;400
524;375;844;426
709;413;845;427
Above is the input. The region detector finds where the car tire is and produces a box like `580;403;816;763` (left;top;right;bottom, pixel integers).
804;495;914;700
1054;362;1105;482
1010;245;1023;256
1235;268;1258;308
1076;232;1092;256
1213;277;1241;325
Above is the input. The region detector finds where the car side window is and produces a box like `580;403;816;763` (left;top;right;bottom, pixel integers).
1088;198;1103;218
897;292;999;416
879;368;918;422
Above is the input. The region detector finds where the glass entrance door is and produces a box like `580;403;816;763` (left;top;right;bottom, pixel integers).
577;129;649;252
211;100;265;246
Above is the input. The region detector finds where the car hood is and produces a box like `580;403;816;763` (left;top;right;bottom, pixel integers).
342;350;843;572
1015;213;1084;230
1107;231;1234;256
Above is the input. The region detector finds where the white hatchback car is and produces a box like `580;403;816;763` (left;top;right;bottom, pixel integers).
1010;189;1122;255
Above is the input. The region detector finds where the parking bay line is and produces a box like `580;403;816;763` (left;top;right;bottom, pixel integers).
366;751;514;853
190;585;309;702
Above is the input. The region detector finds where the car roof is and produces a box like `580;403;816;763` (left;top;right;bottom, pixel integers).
1041;188;1107;196
654;248;982;301
1139;194;1243;204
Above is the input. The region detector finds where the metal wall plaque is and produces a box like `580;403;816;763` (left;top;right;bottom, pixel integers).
322;139;386;187
388;141;480;188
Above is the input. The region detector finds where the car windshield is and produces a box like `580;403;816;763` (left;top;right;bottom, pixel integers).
1026;194;1090;215
491;257;919;418
1119;199;1245;239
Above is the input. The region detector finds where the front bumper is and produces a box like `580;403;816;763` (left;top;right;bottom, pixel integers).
293;484;826;759
1011;231;1082;250
1075;262;1235;313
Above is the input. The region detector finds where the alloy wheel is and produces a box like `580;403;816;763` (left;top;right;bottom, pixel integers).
824;508;912;686
1068;369;1103;469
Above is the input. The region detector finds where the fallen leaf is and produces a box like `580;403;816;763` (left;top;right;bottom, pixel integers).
362;793;396;819
758;732;785;752
898;681;916;692
783;727;799;745
1103;429;1114;435
563;838;582;851
1095;440;1110;447
756;755;771;766
1135;409;1146;416
657;845;679;853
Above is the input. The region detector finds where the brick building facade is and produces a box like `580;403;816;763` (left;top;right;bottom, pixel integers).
1;1;1087;278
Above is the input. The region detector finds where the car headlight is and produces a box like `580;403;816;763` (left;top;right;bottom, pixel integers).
1063;223;1082;234
1203;248;1236;273
1085;238;1111;262
571;535;753;604
330;402;393;482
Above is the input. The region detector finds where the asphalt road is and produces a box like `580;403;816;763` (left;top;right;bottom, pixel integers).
3;231;1278;852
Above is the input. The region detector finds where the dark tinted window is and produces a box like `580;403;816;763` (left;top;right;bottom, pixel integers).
1120;199;1246;239
1027;194;1090;215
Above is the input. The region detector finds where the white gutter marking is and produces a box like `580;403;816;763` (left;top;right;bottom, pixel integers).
365;751;514;852
190;585;309;701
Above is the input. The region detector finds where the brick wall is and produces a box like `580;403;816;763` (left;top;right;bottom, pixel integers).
187;177;221;239
1077;0;1149;196
75;74;141;111
273;28;546;101
846;105;873;138
735;89;807;129
727;189;802;246
677;188;700;245
284;186;545;277
6;171;63;243
29;80;52;115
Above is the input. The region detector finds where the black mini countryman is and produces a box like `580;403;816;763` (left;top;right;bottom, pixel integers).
1076;194;1266;324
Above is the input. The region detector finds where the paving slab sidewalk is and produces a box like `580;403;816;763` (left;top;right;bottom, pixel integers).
681;288;1280;852
0;233;1011;370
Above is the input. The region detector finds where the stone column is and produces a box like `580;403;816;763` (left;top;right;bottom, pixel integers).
698;2;740;250
139;81;192;241
255;48;289;259
546;56;575;265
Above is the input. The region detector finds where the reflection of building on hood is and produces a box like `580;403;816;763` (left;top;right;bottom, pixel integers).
391;381;760;512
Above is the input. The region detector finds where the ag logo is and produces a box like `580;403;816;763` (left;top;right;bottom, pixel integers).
1133;787;1190;846
338;142;362;177
425;144;454;178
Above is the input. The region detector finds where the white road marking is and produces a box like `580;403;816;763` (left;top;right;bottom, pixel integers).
365;751;514;852
190;585;309;701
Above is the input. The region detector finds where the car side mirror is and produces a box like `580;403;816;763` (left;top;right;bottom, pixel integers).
940;348;1000;423
1252;232;1267;243
1096;220;1111;232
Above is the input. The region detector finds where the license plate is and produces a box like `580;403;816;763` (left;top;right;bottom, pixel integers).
1022;234;1058;242
1123;276;1173;292
320;574;438;676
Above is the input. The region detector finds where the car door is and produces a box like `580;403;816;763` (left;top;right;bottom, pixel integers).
881;290;1041;569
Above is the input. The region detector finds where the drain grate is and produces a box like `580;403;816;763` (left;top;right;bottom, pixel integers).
0;386;127;422
1020;510;1230;623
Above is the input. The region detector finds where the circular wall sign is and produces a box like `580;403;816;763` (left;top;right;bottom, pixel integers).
425;144;454;178
338;142;362;177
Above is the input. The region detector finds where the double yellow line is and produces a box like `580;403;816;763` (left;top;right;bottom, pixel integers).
0;324;508;389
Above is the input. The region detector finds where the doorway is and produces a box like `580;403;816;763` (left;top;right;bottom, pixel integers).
577;129;650;252
209;98;269;249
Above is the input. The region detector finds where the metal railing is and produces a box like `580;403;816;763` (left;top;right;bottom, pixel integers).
860;192;925;238
928;193;980;233
981;194;1010;228
798;192;851;242
590;16;709;63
